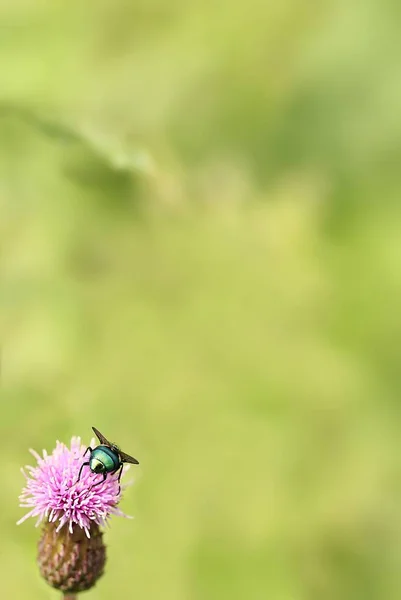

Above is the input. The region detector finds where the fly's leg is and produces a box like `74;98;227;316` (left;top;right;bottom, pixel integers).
90;471;107;489
111;464;124;495
77;461;90;483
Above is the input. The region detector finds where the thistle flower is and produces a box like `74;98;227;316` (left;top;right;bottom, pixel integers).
17;435;133;596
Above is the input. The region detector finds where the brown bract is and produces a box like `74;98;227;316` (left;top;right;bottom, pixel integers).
38;521;106;593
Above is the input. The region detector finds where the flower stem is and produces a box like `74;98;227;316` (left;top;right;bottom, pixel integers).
63;594;77;600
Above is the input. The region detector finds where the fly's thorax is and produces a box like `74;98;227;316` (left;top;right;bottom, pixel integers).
90;445;120;473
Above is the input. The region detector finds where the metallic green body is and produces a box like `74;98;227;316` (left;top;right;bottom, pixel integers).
89;445;120;473
76;427;138;489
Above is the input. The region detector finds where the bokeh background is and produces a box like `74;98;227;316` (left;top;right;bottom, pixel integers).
1;1;401;599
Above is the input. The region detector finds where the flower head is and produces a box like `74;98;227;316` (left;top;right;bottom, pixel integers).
17;436;131;538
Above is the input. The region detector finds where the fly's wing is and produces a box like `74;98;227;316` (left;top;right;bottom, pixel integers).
119;449;140;465
92;426;114;447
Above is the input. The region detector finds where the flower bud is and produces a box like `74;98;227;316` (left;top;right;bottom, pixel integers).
38;520;106;593
17;435;137;596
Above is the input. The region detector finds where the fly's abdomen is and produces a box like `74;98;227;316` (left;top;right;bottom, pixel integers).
90;446;120;472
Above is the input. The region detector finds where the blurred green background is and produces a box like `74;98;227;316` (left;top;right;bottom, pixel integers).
1;1;401;599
